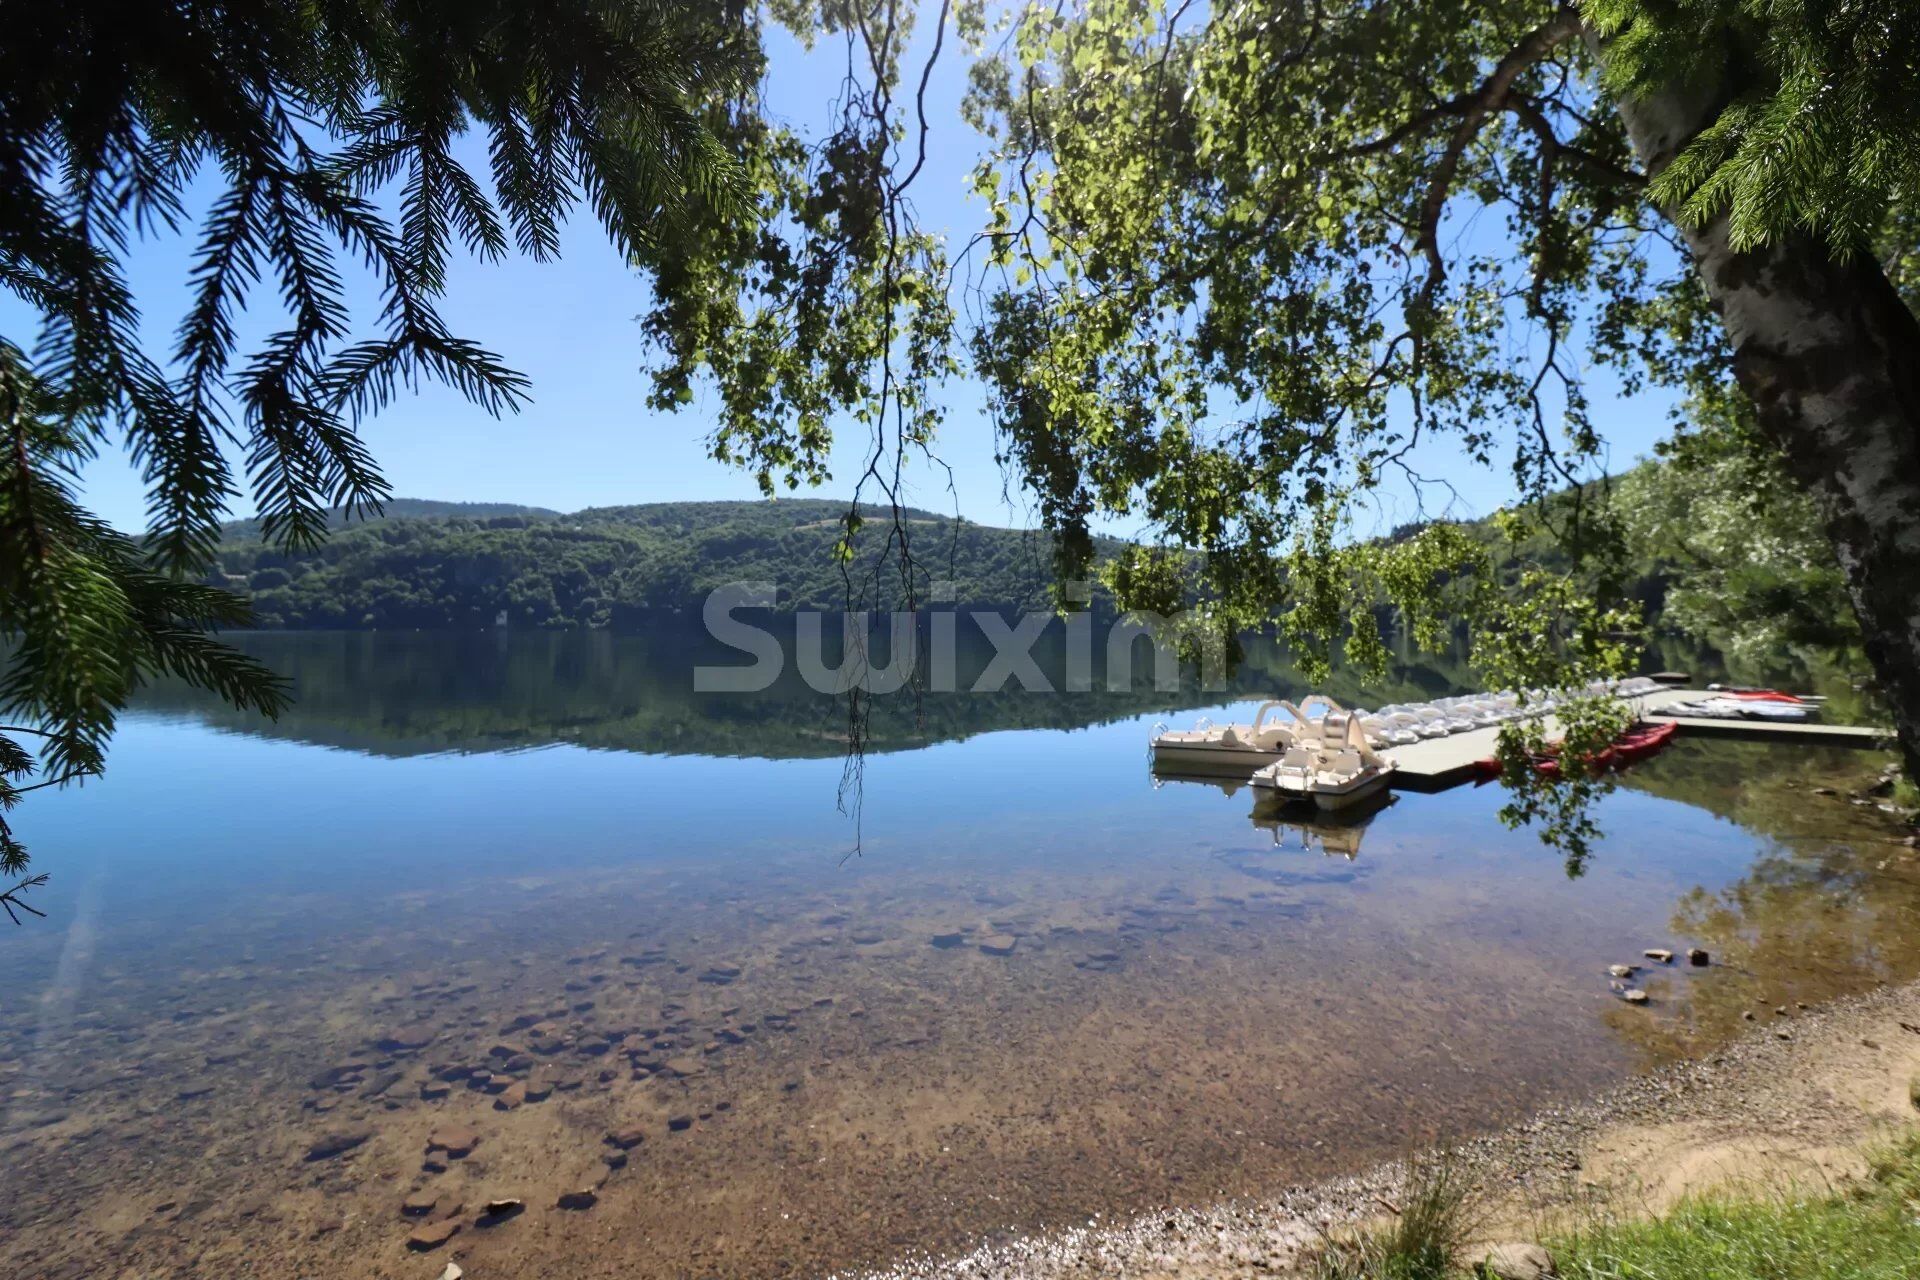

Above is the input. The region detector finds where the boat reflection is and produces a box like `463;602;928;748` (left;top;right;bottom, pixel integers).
1151;767;1397;859
1249;789;1397;859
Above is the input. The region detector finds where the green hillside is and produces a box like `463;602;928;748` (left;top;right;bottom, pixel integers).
206;480;1858;693
213;498;1103;629
216;498;560;543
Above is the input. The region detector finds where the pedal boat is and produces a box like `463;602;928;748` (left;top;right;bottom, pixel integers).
1250;711;1396;811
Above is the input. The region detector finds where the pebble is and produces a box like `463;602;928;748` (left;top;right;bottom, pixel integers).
667;1114;693;1132
438;1266;463;1280
1621;989;1649;1005
605;1125;647;1149
1607;964;1634;979
1643;949;1673;964
481;1197;524;1221
557;1187;599;1211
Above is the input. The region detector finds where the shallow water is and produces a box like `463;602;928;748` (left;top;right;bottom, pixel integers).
0;633;1910;1278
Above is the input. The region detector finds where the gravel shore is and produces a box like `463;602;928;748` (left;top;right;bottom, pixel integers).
844;977;1920;1279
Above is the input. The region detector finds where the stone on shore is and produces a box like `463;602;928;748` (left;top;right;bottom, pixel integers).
1478;1241;1556;1279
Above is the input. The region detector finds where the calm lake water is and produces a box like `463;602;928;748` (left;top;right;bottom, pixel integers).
0;631;1911;1279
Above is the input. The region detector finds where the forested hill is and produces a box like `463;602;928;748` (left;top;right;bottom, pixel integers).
216;498;561;543
213;498;1098;629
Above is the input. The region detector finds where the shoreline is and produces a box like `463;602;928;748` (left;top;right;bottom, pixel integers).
848;975;1920;1279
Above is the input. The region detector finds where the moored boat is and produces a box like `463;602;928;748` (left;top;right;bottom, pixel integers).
1665;695;1811;722
1249;711;1396;810
1150;699;1303;776
1471;720;1678;781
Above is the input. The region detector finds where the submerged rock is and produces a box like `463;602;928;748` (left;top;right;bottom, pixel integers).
977;934;1018;957
426;1125;479;1158
605;1125;647;1150
1687;947;1710;966
376;1028;436;1054
406;1218;460;1251
304;1128;374;1161
557;1187;599;1211
480;1197;524;1221
1607;964;1634;979
1620;989;1649;1005
401;1191;438;1217
1643;949;1673;964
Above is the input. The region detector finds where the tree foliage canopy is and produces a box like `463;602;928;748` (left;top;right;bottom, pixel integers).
639;0;1920;862
0;0;753;875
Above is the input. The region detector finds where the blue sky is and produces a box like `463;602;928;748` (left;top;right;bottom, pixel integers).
8;18;1680;539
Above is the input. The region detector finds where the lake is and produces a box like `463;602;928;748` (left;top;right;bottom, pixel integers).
0;630;1911;1279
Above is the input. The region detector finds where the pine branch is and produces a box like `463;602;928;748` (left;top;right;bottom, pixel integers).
0;874;50;924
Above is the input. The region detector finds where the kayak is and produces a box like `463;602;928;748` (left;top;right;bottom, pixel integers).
1472;721;1678;781
1704;684;1826;705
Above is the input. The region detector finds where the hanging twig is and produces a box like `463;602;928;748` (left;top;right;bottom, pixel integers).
0;874;49;925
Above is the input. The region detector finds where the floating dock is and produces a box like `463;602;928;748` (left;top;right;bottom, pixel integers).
1380;689;1893;793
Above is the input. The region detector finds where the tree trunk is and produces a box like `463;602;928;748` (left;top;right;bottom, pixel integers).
1602;42;1920;781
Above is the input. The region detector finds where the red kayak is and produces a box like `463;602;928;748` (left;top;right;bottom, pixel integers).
1473;720;1678;781
1706;685;1808;704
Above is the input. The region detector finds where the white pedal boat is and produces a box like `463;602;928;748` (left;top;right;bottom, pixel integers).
1149;696;1341;777
1250;710;1396;811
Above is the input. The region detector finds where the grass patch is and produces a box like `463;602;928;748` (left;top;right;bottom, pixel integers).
1311;1156;1480;1280
1549;1131;1920;1280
